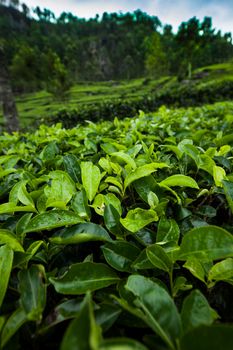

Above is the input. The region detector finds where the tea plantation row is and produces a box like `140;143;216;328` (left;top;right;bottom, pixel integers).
0;102;233;349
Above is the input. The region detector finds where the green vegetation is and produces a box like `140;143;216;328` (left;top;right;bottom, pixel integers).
0;102;233;349
0;61;232;129
0;2;233;94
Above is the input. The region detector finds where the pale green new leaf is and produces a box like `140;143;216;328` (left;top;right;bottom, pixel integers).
124;163;168;190
120;208;158;233
81;162;101;202
160;175;199;189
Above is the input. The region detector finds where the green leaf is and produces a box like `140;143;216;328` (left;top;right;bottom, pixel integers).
179;226;233;261
61;294;100;350
222;180;233;214
39;141;59;162
120;208;158;233
16;213;34;243
133;175;158;203
208;258;233;284
0;202;36;214
63;154;81;183
0;245;13;309
45;170;76;208
160;175;199;189
1;308;27;348
213;166;226;187
104;193;122;215
156;217;180;244
61;293;101;350
124;163;168;190
95;303;121;332
125;275;182;350
10;180;34;207
0;230;24;252
180;325;233;350
104;204;122;236
17;182;35;207
146;244;172;272
183;258;206;283
102;241;140;272
50;223;112;245
99;338;149;350
18;265;46;321
147;191;159;208
132;249;155;270
71;189;91;219
49;262;119;295
81;162;101;202
181;290;218;334
111;151;136;170
24;210;84;233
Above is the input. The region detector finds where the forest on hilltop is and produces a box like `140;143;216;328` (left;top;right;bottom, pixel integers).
0;0;233;95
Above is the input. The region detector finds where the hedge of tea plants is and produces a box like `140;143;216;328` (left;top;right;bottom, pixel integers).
0;102;233;349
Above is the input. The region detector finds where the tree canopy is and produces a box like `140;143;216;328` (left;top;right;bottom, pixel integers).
0;1;232;93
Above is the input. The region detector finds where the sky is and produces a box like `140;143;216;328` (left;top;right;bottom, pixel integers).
21;0;233;34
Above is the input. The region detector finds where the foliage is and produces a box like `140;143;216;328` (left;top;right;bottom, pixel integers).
0;3;232;91
0;102;233;348
49;77;233;128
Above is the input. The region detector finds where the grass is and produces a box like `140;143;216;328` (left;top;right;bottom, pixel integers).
1;61;233;129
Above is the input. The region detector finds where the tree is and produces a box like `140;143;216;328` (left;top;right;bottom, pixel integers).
42;50;71;99
144;32;168;78
0;45;19;132
21;3;30;17
10;45;41;92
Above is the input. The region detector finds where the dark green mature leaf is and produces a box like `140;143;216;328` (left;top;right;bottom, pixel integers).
133;175;158;202
1;308;27;348
39;141;59;162
180;325;233;350
120;208;158;233
132;249;155;269
49;262;120;294
125;275;182;349
18;265;46;321
146;244;172;272
50;223;112;245
24;210;84;233
156;217;180;244
102;241;140;272
179;226;233;261
71;189;91;219
95;303;121;332
104;204;122;236
61;293;101;350
181;290;218;334
0;245;13;309
16;213;34;242
63;154;81;183
222;180;233;213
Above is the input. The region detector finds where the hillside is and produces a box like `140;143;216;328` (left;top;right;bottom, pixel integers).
0;61;233;129
0;2;233;93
